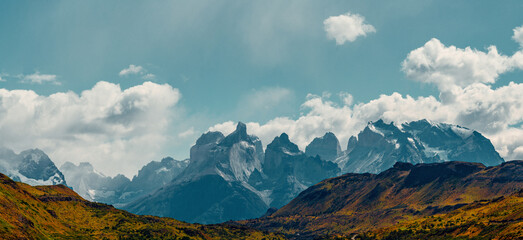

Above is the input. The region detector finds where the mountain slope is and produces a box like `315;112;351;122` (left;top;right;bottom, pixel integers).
0;147;66;186
60;162;131;204
125;122;269;224
0;173;285;239
61;157;189;206
125;123;340;224
362;189;523;240
253;133;340;208
336;119;504;174
241;160;523;239
305;132;341;162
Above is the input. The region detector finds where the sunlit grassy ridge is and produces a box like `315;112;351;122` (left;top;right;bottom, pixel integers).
352;190;523;240
240;161;523;239
0;173;285;240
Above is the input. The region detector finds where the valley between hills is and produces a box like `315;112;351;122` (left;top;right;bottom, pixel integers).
0;120;522;239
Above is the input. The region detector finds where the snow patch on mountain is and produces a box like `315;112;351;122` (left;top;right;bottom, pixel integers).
0;147;67;186
336;119;504;174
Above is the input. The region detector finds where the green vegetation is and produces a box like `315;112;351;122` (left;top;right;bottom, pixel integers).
0;173;285;240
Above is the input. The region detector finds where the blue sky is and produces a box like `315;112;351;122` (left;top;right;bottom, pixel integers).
1;1;522;176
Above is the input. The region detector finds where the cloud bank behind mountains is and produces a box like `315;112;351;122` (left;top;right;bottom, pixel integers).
211;25;523;161
0;81;180;177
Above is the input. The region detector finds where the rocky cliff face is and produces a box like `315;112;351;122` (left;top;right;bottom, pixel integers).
125;123;340;223
305;132;342;162
125;122;268;224
0;147;66;186
335;119;504;174
255;133;340;208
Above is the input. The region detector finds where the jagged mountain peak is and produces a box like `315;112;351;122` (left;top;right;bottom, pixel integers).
19;148;49;162
305;132;341;161
346;135;358;152
267;133;300;154
195;131;224;146
336;119;504;174
219;122;251;146
0;147;66;186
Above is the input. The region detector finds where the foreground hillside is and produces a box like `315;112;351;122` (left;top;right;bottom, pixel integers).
360;189;523;240
0;173;284;240
241;161;523;239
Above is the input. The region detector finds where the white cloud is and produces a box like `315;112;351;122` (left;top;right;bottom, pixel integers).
20;71;60;85
178;127;195;138
401;38;523;102
513;25;523;47
119;64;156;80
211;26;523;161
323;12;375;45
0;81;180;177
119;64;145;76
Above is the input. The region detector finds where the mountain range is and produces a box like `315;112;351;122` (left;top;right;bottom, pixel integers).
335;119;504;174
0;160;520;239
60;157;189;207
124;122;339;224
0;119;520;239
0;119;509;225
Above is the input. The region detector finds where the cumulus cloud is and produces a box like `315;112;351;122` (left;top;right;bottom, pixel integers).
119;64;156;80
119;64;144;76
211;25;523;161
20;71;60;85
324;12;375;45
513;25;523;47
0;81;180;177
401;38;523;102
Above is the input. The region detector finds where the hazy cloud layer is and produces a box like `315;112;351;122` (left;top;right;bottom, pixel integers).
0;81;180;177
324;12;375;45
20;71;60;85
211;26;523;161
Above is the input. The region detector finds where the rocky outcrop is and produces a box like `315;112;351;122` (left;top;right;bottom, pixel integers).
305;132;342;162
253;133;340;208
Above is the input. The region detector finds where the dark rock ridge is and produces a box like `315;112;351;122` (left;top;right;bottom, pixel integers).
255;133;340;208
335;119;504;174
305;132;342;162
124;122;340;224
0;147;66;186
